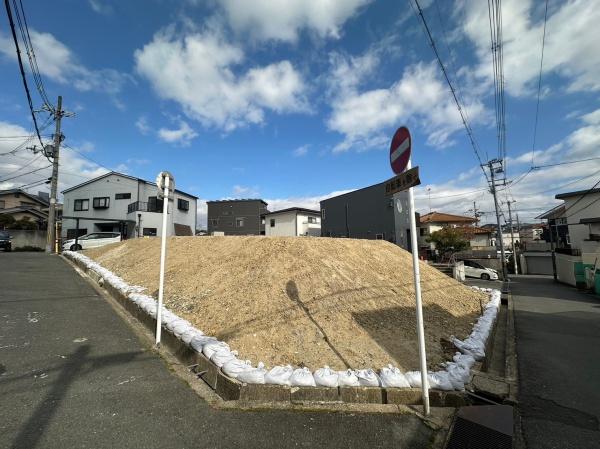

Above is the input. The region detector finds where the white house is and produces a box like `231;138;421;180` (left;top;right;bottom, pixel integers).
61;172;197;240
264;207;321;237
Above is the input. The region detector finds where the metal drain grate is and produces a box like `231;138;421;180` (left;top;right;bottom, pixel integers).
446;405;513;449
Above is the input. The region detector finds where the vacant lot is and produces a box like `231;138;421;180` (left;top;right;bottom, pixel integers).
86;236;486;371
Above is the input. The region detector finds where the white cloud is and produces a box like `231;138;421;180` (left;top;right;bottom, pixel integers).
214;0;372;42
135;116;151;135
157;121;198;146
293;144;309;157
134;27;307;131
415;109;600;222
0;121;117;195
327;56;488;152
232;185;260;197
266;189;354;212
0;29;128;99
458;0;600;96
88;0;113;15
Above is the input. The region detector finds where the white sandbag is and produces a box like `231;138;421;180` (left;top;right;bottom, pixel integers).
356;368;380;387
181;329;203;345
173;320;193;337
237;363;266;384
405;371;422;388
428;371;454;391
313;366;339;387
445;363;470;390
210;349;237;367
289;367;316;387
202;341;230;359
379;365;410;388
222;359;253;378
264;365;294;386
453;352;476;369
166;318;185;332
337;369;360;387
190;335;217;353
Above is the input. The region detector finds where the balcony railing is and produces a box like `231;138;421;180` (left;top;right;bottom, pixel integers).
127;200;163;214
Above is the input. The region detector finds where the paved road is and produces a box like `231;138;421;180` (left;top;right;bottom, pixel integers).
511;275;600;449
0;253;433;449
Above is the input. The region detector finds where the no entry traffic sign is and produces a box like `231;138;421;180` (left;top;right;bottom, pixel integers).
390;126;411;175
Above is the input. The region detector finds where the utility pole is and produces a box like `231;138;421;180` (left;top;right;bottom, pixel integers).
484;159;508;281
46;95;62;253
505;200;518;274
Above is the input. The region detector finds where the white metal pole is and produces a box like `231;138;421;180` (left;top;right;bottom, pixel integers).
407;159;430;415
155;176;170;346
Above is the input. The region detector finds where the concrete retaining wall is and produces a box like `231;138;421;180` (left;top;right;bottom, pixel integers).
4;229;46;249
64;252;477;408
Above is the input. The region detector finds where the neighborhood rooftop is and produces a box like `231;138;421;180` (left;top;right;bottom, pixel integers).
419;211;477;224
207;199;268;205
264;207;320;216
61;171;199;199
555;187;600;199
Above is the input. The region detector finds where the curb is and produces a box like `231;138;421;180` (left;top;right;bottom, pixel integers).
63;252;480;409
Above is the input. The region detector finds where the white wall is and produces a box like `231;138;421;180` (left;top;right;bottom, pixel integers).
265;211;297;236
297;213;320;236
564;191;600;250
62;173;139;238
62;173;197;238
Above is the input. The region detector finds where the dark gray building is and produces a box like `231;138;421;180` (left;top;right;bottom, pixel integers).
320;182;415;251
207;199;269;235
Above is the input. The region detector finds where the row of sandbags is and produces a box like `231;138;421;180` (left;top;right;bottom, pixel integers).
66;251;499;392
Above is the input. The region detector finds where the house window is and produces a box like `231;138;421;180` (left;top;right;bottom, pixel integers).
74;199;89;211
236;218;244;227
115;193;131;200
177;198;189;211
209;218;219;227
143;227;157;236
270;218;275;227
93;197;110;209
321;209;325;220
0;200;5;209
148;196;163;212
375;233;384;240
420;228;425;236
308;216;317;224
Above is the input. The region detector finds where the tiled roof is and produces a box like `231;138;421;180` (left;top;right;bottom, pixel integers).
420;211;477;224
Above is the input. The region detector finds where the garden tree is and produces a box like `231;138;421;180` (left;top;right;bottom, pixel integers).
0;214;16;229
0;215;38;230
427;227;470;255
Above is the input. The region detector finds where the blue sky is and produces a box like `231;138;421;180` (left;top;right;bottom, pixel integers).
1;0;599;227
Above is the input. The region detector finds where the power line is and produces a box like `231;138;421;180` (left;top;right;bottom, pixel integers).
411;0;490;185
531;0;549;167
62;143;113;172
0;163;51;183
12;0;53;110
534;156;600;169
3;0;45;148
561;177;600;217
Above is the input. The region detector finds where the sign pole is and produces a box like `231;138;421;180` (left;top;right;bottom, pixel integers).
407;158;430;415
155;175;170;346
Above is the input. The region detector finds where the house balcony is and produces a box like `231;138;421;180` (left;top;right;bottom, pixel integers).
127;200;163;214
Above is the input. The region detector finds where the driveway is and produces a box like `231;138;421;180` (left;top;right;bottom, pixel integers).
0;253;433;449
510;275;600;448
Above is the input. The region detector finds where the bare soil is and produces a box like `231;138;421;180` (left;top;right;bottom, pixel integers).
85;236;487;371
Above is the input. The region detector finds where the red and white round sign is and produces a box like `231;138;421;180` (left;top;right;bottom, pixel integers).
389;126;411;175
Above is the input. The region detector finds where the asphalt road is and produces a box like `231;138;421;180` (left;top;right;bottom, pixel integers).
0;253;433;449
510;275;600;449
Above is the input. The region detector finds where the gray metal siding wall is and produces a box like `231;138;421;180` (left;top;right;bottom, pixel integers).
320;182;396;242
207;201;267;235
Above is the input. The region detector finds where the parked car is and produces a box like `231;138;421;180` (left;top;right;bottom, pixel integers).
0;231;11;252
62;232;121;251
462;259;499;280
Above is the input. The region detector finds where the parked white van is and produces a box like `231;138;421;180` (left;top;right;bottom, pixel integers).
62;232;121;251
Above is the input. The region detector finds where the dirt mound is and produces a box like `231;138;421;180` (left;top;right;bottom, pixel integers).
85;236;486;371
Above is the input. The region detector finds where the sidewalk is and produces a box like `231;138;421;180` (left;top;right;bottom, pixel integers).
510;275;600;448
0;253;433;449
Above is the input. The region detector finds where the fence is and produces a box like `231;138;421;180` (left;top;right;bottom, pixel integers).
4;229;47;250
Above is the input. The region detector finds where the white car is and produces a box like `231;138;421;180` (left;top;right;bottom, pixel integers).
462;260;499;281
62;232;122;251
